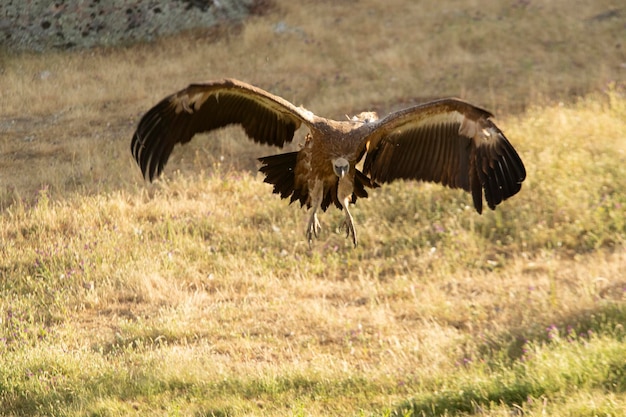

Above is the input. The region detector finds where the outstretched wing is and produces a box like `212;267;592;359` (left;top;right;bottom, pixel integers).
361;98;526;213
131;78;316;181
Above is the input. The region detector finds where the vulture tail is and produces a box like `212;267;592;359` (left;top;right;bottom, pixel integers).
258;152;308;207
259;152;379;211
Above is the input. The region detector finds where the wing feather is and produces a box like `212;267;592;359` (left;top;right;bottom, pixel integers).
131;78;314;181
361;98;526;213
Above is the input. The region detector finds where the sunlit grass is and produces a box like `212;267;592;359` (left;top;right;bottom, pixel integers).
1;0;625;415
399;323;626;416
1;91;625;413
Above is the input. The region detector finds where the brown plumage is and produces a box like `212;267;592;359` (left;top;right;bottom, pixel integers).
131;78;526;246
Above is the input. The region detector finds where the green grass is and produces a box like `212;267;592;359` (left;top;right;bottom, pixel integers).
400;324;626;416
2;95;625;413
1;0;626;415
1;306;625;415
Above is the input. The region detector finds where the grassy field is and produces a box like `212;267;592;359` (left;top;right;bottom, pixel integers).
1;0;625;415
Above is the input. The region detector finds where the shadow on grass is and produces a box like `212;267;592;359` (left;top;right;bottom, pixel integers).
195;408;235;417
483;302;626;363
393;384;544;417
392;303;626;417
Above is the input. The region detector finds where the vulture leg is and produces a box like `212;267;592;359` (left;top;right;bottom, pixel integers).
338;177;357;247
341;203;357;247
306;179;324;246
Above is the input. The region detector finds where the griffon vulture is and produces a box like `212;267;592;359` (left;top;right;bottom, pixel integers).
131;78;526;246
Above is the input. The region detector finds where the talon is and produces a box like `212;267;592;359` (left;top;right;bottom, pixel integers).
306;212;321;246
342;219;350;238
342;210;357;247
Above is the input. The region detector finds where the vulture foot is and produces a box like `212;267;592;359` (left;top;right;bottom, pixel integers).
342;210;358;247
306;212;322;246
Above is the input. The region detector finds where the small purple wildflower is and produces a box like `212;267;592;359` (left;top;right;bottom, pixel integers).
546;324;558;340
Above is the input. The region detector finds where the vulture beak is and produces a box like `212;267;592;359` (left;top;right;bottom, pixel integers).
332;157;350;179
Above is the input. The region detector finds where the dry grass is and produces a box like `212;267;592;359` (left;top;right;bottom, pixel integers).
1;0;624;199
1;0;625;415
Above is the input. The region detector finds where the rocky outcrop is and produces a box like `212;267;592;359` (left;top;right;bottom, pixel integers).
1;0;266;51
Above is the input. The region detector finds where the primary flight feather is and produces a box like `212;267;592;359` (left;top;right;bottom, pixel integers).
131;78;526;246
